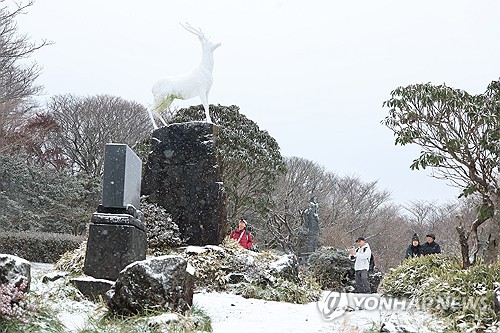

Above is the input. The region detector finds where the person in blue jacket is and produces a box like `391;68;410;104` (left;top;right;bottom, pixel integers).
422;233;441;255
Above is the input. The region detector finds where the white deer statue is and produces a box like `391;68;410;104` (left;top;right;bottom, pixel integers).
148;22;221;128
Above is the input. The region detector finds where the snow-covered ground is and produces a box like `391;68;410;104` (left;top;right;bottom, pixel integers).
30;262;445;332
194;291;444;332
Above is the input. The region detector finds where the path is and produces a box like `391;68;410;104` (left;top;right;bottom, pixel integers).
194;291;444;333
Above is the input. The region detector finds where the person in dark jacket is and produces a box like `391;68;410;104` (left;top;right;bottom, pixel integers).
422;233;441;255
230;219;253;250
405;233;423;259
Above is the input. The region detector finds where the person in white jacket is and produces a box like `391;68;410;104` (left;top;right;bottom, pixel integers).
349;237;372;294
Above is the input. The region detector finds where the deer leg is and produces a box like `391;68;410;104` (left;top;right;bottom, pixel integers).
147;106;159;129
153;96;174;127
157;113;168;127
199;92;212;123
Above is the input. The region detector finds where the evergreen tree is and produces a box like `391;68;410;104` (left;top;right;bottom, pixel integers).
171;104;286;222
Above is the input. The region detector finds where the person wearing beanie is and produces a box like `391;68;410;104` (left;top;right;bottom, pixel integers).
229;218;253;249
405;233;423;259
422;233;441;255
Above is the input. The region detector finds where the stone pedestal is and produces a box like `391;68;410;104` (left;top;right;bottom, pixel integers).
142;121;227;246
83;214;147;280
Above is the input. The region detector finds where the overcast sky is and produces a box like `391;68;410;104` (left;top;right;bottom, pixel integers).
16;0;500;206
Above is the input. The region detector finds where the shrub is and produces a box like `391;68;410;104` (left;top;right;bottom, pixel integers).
380;254;458;298
141;196;183;255
179;239;321;304
380;255;500;331
0;154;99;234
0;231;84;263
307;247;355;291
234;275;321;304
54;241;87;275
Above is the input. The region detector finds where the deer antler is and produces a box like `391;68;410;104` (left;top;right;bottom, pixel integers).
180;22;206;41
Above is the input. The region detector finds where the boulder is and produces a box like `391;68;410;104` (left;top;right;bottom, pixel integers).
142;122;227;246
71;277;115;301
223;273;249;284
107;255;194;315
0;254;31;291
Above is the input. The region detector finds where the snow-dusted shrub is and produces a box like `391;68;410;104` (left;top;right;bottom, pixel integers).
141;196;183;255
380;254;456;298
179;239;321;304
180;239;249;291
234;275;321;304
0;231;84;263
380;255;500;331
171;105;286;220
307;247;355;291
54;241;87;275
0;282;28;322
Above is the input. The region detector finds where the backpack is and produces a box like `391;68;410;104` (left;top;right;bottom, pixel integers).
369;253;375;272
233;229;250;243
359;246;375;272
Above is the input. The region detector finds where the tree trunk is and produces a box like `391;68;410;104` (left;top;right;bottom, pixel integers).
456;226;470;269
484;195;500;264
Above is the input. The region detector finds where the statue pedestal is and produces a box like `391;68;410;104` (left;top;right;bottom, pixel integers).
142;121;227;245
83;213;146;280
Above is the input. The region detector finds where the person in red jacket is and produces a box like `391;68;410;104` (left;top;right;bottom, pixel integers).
230;219;253;249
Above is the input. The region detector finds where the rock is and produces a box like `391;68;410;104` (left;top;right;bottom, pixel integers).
369;269;383;293
71;276;115;301
146;313;180;327
204;245;225;252
178;244;302;292
380;321;418;333
185;246;209;255
0;254;31;291
42;271;69;283
107;255;194;315
223;273;249;284
142;122;227;246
